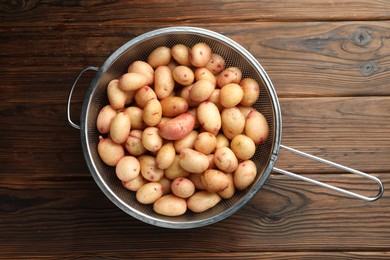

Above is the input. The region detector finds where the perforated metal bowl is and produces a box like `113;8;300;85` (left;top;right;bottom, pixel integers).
67;26;383;229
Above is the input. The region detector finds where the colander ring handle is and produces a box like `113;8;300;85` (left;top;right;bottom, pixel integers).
67;66;99;130
273;145;384;202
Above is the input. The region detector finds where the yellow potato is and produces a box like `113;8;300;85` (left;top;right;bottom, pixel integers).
221;107;245;139
197;101;221;135
157;113;195;140
154;65;175;99
165;155;190;180
118;72;148;92
124;106;145;130
128;60;154;86
217;67;242;87
218;172;235;199
189;79;215;102
230;134;256;160
153;194;187;216
190;42;212;67
179;148;209;174
205;53;225;75
237;105;256;119
125;130;147;156
158;177;172;195
171;177;195;199
194;132;217;155
171;44;191;66
172;65;194;86
173;130;198;153
206;88;223;111
240;78;260;107
110;112;131;144
220;83;244;108
187;191;221;213
201;169;229;193
143;99;162;127
234;160;257;190
97;136;125;166
122;174;147;192
160;96;189;117
115;156;140;182
107;79;127;110
134;86;157;109
194;67;217;86
141;126;163;152
155;142;176;170
179;84;201;107
96;105;117;134
147;46;171;68
215;133;230;151
138;155;164;182
214;147;238;173
136;182;163;204
245;110;269;144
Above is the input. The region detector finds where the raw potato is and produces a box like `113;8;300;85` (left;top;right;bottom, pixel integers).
136;182;163;204
189;79;215;102
197;101;221;135
240;78;260;107
97;136;124;166
221;107;245;139
206;89;222;111
218;173;235;199
158;177;172;195
245;110;269;144
173;130;198;153
205;53;225;75
124;106;145;130
153;194;187;216
147;46;171;68
186;108;200;128
134;86;157;108
171;44;191;66
207;153;216;170
125;130;147;156
194;132;217;155
201;169;229;193
107;79;127;110
160;96;189;117
214;147;238;173
118;72;148;92
96;105;117;134
110;112;131;144
194;67;217;86
172;65;194;86
139;155;164;182
128;60;154;86
164;155;190;180
179;84;201;108
215;133;230;151
220;83;244;108
122;174;147;192
154;66;175;99
188;173;207;190
143;99;162;127
171;177;195;199
230;134;256;160
155;142;176;170
190;42;212;67
187;191;221;213
237;105;256;119
179;148;209;174
217;67;242;87
142;126;163;152
116;156;140;182
158;113;195;140
234;160;257;190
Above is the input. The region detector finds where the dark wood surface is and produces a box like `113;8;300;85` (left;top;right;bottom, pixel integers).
1;1;389;259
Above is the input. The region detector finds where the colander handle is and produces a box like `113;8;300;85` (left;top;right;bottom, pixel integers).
67;66;99;130
273;145;384;202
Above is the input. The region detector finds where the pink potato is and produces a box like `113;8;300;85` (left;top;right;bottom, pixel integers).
158;113;195;140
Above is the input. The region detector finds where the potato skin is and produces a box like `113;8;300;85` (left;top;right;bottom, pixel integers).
201;169;229;193
213;147;238;173
220;83;244;108
118;72;148;92
107;79;127;110
155;142;176;170
245;110;269;144
147;46;171;68
179;148;210;174
234;160;257;190
110;112;131;144
115;156;140;182
138;155;164;182
230;134;256;160
171;177;195;199
205;53;225;75
158;113;195;140
128;60;154;86
240;78;260;107
190;42;212;67
97;136;125;167
154;66;175;100
221;107;245;140
190;79;216;102
96;105;117;134
136;182;163;204
153;194;187;216
197;101;221;135
172;65;194;86
143;99;162;127
141;126;163;152
160;96;189;117
171;44;191;66
187;191;221;213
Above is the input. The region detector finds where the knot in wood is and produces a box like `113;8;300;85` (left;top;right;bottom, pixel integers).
360;61;377;76
0;0;35;13
352;29;372;46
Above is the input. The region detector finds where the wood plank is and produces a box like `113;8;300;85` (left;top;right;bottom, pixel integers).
0;174;388;256
1;0;390;23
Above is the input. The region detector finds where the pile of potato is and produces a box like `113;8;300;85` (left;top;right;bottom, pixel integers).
96;42;269;216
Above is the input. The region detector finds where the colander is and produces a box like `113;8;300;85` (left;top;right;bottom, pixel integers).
67;26;384;229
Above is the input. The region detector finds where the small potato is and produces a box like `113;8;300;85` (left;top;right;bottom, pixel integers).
138;155;164;182
155;142;176;170
188;173;207;190
134;86;157;109
201;169;229;193
143;99;162;127
115;156;140;182
165;155;190;180
122;174;147;192
187;191;221;213
220;83;244;108
173;130;198;153
179;84;201;107
107;79;127;110
237;105;256;119
218;172;235;199
214;147;238;173
234;160;257;190
96;105;117;134
245;110;269;144
160;96;189;117
206;88;223;111
147;46;171;69
154;66;175;99
205;53;225;75
179;148;209;174
171;177;195;199
128;60;154;86
158;113;195;141
136;182;163;204
125;130;147;156
171;44;191;66
197;101;221;135
221;107;245;139
230;134;256;160
189;79;215;102
190;42;212;67
172;65;194;86
124;106;145;130
110;112;131;144
118;72;148;92
158;177;172;195
215;133;230;151
97;136;125;166
217;67;242;87
194;132;217;155
194;67;217;86
142;127;163;152
153;194;187;216
240;78;260;107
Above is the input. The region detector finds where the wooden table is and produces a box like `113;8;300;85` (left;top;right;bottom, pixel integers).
1;1;389;258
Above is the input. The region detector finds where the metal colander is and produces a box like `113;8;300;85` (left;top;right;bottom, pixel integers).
67;26;383;229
